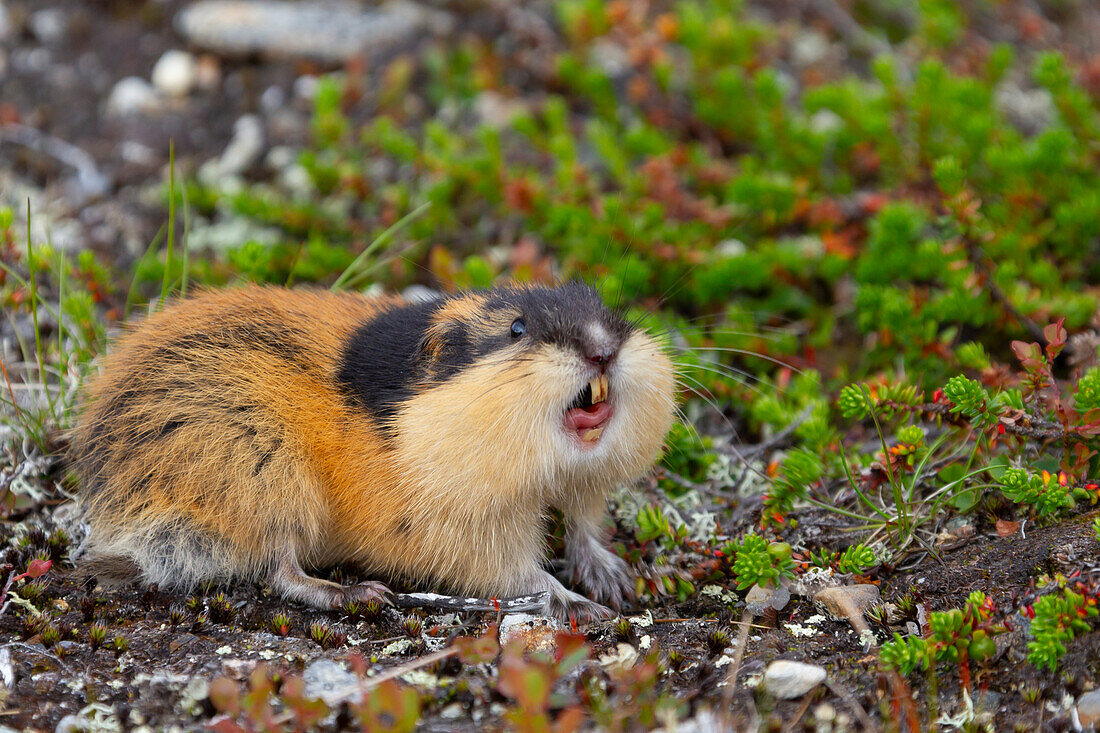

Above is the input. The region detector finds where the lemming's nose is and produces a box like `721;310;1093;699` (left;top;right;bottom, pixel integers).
586;350;615;371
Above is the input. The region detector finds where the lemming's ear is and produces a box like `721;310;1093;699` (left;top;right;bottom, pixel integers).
416;321;467;380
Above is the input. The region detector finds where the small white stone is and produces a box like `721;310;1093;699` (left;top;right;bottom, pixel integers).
0;3;13;42
715;239;747;258
303;659;359;707
152;50;198;96
217;114;265;175
474;91;526;129
499;613;561;655
598;643;639;669
105;77;161;117
381;638;413;655
260;84;286;111
30;9;67;43
810;109;844;135
1078;688;1100;731
791;30;829;68
294;74;319;102
995;80;1055;136
763;660;827;700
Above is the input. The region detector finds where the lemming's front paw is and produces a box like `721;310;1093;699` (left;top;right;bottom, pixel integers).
545;590;615;625
566;548;634;612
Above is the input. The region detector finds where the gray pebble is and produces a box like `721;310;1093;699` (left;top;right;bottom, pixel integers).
176;0;427;63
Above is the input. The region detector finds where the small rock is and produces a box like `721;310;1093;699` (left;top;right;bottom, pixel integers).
29;9;67;43
995;80;1055;136
105;77;160;117
814;584;881;621
177;677;210;717
151;50;198;96
303;658;359;707
0;3;14;42
1079;689;1100;731
745;583;791;615
589;39;629;78
176;0;426;63
810;109;843;135
790;29;829;68
499;613;561;655
0;647;11;689
763;660;827;700
260;84;285;111
221;659;253;679
216;114;265;176
814;702;836;724
402;284;441;303
474;91;526;130
598;643;639;669
294;74;319;102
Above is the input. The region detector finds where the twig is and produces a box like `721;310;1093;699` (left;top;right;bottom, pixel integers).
718;608;754;722
0;124;111;201
963;236;1045;343
727;405;814;461
390;591;548;613
890;401;1070;443
804;0;894;58
360;647;458;691
825;678;876;733
1;642;72;672
781;691;816;733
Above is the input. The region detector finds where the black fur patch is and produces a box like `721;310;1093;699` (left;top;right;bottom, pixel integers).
336;300;443;423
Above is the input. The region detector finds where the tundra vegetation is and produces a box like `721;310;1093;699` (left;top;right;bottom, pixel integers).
1;0;1099;730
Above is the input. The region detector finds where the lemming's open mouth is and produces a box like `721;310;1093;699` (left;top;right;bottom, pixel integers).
564;374;612;445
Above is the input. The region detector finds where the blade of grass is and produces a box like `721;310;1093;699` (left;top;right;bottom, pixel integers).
56;246;66;406
25;200;59;428
124;223;166;318
860;385;909;545
161;140;176;306
835;439;893;522
331;201;431;291
180;169;192;297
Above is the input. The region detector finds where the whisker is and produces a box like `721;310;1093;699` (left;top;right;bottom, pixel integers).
679;362;768;399
682;346;813;379
675;375;737;434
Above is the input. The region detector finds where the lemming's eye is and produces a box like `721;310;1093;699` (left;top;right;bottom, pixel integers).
510;318;527;338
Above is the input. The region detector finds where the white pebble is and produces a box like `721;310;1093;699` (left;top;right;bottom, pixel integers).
105;77;161;117
152;50;198;96
763;660;827;699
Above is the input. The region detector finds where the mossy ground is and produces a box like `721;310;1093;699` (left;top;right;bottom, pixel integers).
2;0;1100;730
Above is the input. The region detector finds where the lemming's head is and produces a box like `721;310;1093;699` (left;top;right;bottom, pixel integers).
338;283;678;493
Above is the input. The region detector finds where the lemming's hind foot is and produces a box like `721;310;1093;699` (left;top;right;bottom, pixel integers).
272;558;391;609
82;553;143;586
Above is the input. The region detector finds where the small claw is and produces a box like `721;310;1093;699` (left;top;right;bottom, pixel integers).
547;594;613;625
333;581;393;608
